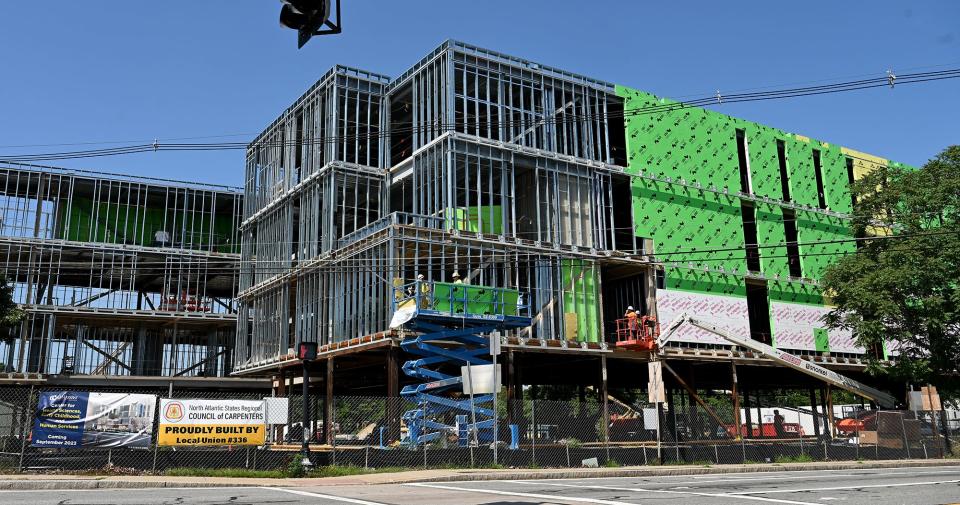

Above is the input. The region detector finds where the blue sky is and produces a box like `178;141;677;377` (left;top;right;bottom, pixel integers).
0;1;957;187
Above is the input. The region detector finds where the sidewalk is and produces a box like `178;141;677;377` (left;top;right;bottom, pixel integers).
1;459;956;490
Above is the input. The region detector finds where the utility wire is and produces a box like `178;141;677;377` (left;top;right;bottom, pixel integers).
1;68;957;163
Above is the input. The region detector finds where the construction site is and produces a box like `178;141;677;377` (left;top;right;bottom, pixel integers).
233;40;951;456
0;41;953;467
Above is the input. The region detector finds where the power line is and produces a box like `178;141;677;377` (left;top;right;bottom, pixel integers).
9;228;953;274
1;68;957;163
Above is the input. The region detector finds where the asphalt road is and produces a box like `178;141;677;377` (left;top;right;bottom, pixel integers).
1;465;959;505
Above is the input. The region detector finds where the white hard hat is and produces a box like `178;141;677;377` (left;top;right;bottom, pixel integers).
452;271;460;277
417;274;424;280
627;306;634;310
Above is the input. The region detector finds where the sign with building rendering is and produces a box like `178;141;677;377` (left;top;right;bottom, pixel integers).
32;391;156;449
158;399;266;446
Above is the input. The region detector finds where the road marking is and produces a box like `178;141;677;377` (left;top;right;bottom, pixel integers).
729;478;960;495
266;487;390;505
512;480;820;505
405;482;638;505
629;474;858;485
498;465;960;485
615;469;960;487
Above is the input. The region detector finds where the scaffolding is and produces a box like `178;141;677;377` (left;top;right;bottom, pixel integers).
0;162;242;377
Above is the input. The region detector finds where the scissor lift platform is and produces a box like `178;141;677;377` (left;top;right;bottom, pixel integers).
392;280;531;445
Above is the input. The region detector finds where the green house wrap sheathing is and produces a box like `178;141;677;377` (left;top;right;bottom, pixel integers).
615;85;905;351
445;206;503;235
56;197;237;253
561;260;600;342
430;282;520;317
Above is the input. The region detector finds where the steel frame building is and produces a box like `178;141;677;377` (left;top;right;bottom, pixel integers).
236;42;650;379
0;162;247;383
235;40;911;428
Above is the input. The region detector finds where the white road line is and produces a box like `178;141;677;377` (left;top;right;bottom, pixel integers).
608;469;960;486
512;479;820;505
405;482;638;505
266;487;390;505
606;474;858;486
483;465;960;485
729;478;960;495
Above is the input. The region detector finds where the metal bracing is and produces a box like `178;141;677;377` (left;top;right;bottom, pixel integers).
0;162;243;376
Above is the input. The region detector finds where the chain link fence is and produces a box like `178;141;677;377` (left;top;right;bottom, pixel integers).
0;386;955;474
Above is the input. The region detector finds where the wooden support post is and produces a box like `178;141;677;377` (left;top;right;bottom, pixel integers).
386;346;400;442
324;357;334;445
755;391;765;438
600;355;609;444
661;361;731;437
825;385;835;439
666;387;678;443
688;367;699;438
731;362;742;440
506;350;522;427
277;369;286;396
275;369;286;441
809;388;821;438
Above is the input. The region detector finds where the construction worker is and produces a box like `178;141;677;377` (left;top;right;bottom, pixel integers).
624;305;639;339
773;409;787;438
452;271;463;284
417;274;431;308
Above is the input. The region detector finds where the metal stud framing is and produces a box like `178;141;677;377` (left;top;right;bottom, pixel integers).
0;162;243;376
236;41;649;374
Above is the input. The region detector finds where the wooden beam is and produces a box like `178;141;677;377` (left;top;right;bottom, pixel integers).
661;361;731;438
731;362;742;440
324;357;334;445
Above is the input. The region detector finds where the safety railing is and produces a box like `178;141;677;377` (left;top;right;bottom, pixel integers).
392;280;529;320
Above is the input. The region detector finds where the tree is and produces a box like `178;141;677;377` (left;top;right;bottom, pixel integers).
0;275;23;372
821;145;960;396
0;275;22;327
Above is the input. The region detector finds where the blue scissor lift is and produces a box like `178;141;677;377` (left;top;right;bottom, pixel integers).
392;280;531;445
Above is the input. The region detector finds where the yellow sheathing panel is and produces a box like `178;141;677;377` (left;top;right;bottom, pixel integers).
841;147;887;180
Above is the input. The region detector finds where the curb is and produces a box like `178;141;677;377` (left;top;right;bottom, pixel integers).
0;480;245;491
2;459;956;490
414;459;960;483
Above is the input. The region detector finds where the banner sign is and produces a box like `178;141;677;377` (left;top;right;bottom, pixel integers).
158;399;266;446
32;391;156;449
